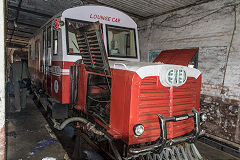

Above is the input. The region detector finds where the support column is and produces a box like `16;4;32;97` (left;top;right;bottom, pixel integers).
0;0;5;159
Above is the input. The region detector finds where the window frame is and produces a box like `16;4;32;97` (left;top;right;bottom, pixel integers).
46;24;52;66
29;45;32;59
35;39;40;59
105;24;138;59
34;39;41;70
42;29;46;73
53;29;58;55
65;18;92;55
47;25;52;48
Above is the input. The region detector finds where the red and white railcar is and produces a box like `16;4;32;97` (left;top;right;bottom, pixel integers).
29;5;205;160
29;5;140;104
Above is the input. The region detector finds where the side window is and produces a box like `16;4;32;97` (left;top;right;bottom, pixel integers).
47;26;52;48
53;30;58;55
29;45;32;59
47;26;52;66
35;39;40;59
35;40;40;70
30;43;35;60
43;30;46;71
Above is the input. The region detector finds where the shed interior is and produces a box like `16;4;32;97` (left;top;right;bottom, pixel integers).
2;0;240;159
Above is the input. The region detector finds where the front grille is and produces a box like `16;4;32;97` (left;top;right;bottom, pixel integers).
138;76;197;141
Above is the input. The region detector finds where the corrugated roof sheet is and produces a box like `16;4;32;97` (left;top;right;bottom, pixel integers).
97;0;210;18
6;0;210;48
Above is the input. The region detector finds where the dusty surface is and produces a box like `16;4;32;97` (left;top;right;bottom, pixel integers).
200;95;240;144
6;97;67;160
196;141;239;160
138;0;240;145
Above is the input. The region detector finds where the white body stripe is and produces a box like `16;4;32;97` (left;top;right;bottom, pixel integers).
48;66;70;76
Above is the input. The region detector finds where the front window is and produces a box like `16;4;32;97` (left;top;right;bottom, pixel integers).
66;19;91;54
106;25;137;58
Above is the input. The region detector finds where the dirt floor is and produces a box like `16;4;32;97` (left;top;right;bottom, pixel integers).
6;96;240;160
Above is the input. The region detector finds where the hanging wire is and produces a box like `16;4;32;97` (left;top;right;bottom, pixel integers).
221;5;237;94
138;2;240;30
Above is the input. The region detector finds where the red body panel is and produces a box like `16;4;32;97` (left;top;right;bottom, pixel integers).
75;65;88;111
153;48;199;66
29;60;74;104
128;75;201;144
75;64;202;145
109;69;137;142
49;61;73;104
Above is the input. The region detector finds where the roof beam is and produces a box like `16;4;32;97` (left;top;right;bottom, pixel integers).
8;20;40;28
7;28;34;34
11;34;31;39
6;42;27;48
17;21;40;28
6;39;29;44
6;40;28;45
83;0;145;20
7;33;31;41
8;5;53;18
6;39;28;45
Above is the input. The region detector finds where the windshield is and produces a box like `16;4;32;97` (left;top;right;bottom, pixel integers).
106;25;137;58
66;19;90;54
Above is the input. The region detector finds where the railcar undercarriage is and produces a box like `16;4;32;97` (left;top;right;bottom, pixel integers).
50;107;204;160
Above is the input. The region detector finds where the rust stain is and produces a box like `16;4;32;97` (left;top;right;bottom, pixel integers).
0;125;5;160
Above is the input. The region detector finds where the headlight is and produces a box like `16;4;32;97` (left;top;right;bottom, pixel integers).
200;113;207;122
133;124;144;136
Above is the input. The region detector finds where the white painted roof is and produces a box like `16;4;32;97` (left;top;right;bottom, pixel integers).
62;5;137;28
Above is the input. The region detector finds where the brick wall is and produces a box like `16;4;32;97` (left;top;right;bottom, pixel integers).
137;0;240;144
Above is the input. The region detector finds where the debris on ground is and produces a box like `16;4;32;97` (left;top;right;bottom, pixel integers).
42;157;56;160
6;131;17;138
83;150;104;160
30;138;57;155
64;153;71;160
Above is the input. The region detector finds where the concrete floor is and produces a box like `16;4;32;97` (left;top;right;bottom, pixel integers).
6;97;68;160
6;96;239;160
196;141;239;160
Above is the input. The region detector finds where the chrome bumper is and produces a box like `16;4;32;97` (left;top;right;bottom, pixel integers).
129;108;201;154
